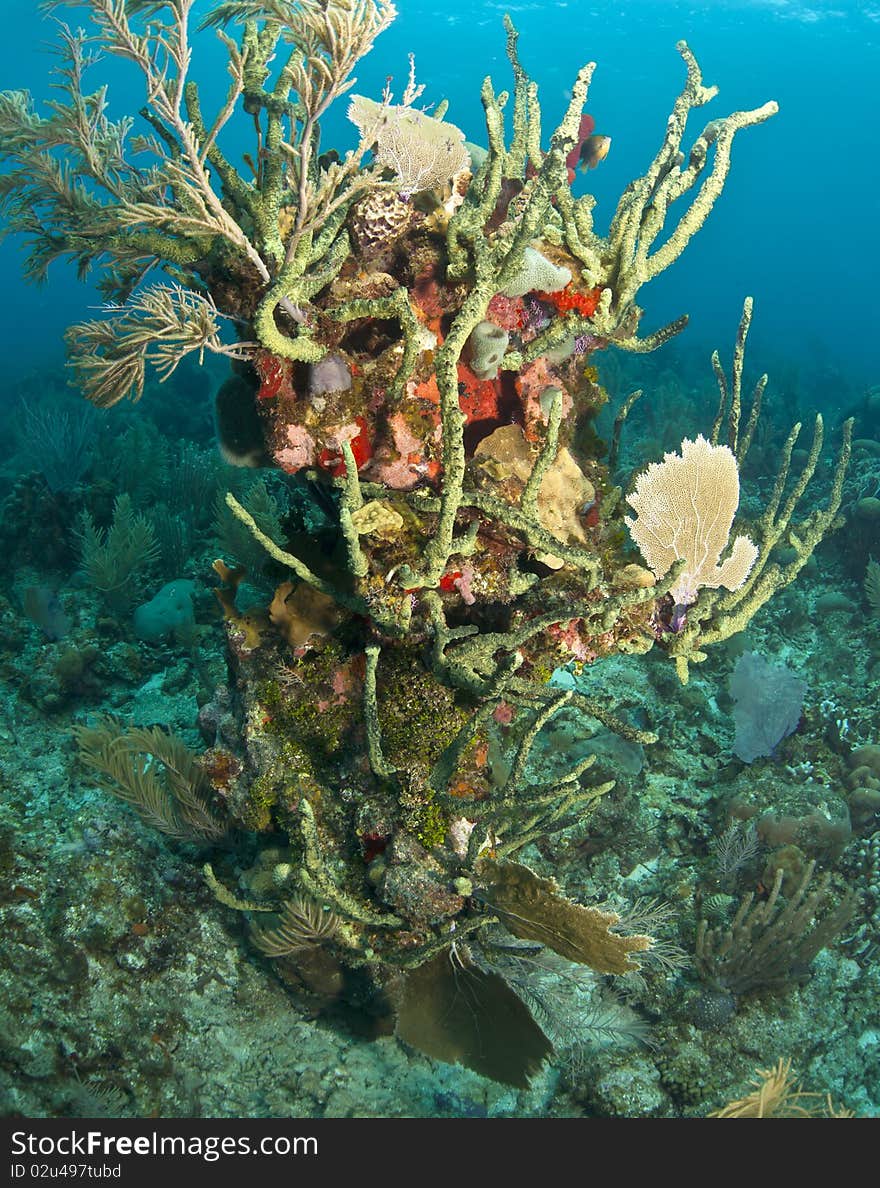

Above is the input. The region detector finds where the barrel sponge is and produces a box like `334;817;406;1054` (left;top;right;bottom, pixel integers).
468;321;510;380
502;247;571;298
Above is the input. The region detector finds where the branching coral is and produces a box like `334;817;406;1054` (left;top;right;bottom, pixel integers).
866;558;880;616
76;492;160;609
708;1058;854;1118
695;862;856;999
68;285;255;407
2;1;397;373
249;893;341;955
74;718;228;842
0;4;777;400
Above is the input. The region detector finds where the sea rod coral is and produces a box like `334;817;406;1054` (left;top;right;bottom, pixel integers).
0;1;850;1083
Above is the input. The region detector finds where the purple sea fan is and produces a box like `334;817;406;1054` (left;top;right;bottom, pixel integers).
22;585;71;640
728;651;807;763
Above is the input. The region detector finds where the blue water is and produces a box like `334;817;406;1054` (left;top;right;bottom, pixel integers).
0;0;876;391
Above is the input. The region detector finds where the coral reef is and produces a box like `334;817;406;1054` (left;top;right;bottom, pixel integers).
0;1;869;1107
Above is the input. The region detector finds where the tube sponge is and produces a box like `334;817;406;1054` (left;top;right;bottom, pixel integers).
468;322;509;380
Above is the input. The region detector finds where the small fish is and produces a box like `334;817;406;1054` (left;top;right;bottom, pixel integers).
565;114;611;183
577;133;612;172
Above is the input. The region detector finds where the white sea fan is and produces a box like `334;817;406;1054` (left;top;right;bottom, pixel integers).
625;434;758;606
348;95;469;197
